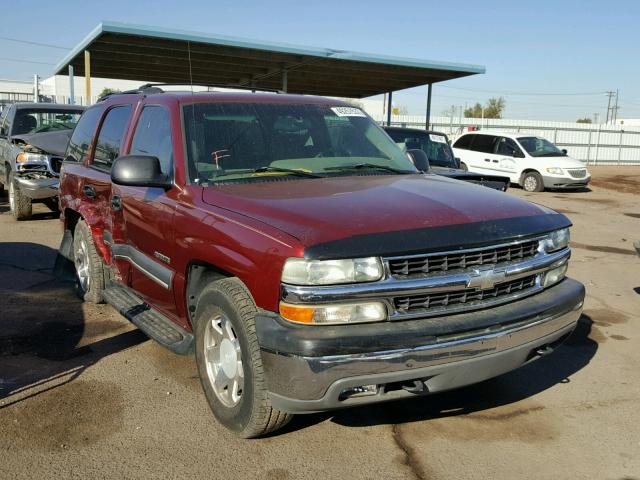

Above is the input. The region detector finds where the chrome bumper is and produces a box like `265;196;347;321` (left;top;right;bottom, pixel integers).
259;279;584;413
14;176;59;199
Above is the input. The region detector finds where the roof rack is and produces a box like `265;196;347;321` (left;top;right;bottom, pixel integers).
97;82;284;101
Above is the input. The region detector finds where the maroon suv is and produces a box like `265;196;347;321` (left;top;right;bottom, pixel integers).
58;86;584;437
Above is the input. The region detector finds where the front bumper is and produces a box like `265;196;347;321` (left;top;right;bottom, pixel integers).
14;176;59;199
256;278;584;413
542;174;591;189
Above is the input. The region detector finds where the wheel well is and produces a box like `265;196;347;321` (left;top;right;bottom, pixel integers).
520;169;540;183
64;208;81;233
185;262;233;323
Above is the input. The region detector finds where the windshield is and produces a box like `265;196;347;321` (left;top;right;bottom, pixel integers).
386;129;457;168
11;108;83;136
182;103;416;184
517;136;566;157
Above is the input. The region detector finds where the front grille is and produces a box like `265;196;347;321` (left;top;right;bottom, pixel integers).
394;275;537;314
388;239;539;278
567;168;586;179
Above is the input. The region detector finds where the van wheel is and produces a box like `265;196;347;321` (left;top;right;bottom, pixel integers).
73;220;105;303
8;172;32;220
522;171;544;192
460;162;468;172
194;278;292;438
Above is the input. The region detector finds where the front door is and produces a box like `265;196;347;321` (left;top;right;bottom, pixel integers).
109;105;178;317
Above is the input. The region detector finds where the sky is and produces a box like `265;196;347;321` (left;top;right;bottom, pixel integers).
1;0;640;121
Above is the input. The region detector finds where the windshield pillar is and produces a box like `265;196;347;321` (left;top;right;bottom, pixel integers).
426;83;432;130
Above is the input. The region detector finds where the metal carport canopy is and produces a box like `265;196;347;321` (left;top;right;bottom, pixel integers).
54;21;485;99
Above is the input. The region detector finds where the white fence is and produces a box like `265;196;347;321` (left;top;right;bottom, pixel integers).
374;114;640;166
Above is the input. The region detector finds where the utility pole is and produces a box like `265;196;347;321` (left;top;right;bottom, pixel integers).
605;90;615;124
611;89;620;124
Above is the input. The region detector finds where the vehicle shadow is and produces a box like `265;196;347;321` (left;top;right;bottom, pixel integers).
281;314;598;434
0;242;148;407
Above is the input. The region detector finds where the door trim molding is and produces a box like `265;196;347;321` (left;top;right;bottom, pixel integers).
111;243;173;290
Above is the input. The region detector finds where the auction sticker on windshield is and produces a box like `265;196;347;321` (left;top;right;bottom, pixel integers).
430;134;447;143
331;107;366;117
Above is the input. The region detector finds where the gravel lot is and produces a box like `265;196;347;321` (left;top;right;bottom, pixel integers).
1;166;639;480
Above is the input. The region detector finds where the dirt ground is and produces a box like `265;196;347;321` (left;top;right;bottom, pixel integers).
0;166;639;480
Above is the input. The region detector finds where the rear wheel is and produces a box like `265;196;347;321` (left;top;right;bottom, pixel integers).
522;171;544;192
8;172;32;220
194;278;292;438
459;162;468;172
73;220;105;303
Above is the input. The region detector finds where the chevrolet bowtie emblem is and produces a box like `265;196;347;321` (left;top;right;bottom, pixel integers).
467;267;506;290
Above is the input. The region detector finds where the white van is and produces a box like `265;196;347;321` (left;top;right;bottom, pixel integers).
452;131;591;192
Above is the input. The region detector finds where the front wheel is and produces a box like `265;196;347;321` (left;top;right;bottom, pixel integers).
522;171;544;192
73;220;105;303
8;172;32;220
194;278;292;438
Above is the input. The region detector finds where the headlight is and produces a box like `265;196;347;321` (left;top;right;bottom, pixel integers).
282;257;383;285
543;228;570;252
16;152;48;164
542;263;568;288
546;167;564;175
279;301;387;325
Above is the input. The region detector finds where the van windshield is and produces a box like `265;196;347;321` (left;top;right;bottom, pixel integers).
182;102;416;183
517;136;566;157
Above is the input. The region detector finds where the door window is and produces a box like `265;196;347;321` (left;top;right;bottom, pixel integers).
130;106;174;175
65;107;102;163
469;134;499;153
92;106;132;170
496;137;523;157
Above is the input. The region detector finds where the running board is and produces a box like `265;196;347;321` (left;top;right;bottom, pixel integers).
103;285;194;355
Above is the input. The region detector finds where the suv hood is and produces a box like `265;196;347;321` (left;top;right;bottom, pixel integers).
203;174;562;251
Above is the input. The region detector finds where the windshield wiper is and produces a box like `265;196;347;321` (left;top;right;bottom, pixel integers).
251;166;324;178
324;163;414;174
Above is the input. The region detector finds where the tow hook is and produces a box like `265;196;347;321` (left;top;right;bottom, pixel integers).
402;379;430;394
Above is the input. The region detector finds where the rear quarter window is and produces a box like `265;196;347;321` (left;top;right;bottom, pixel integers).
65;107;102;163
453;134;473;150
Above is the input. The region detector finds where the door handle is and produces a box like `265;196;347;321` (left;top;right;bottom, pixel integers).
111;195;122;211
484;158;491;162
83;185;96;198
492;160;498;163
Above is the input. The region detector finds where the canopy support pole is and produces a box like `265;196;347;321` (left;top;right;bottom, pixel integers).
386;91;393;126
68;65;75;105
84;50;91;105
426;83;433;130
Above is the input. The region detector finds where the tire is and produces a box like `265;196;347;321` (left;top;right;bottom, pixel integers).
522;171;544;192
73;220;105;303
459;162;468;172
8;172;32;220
194;278;292;438
43;197;60;212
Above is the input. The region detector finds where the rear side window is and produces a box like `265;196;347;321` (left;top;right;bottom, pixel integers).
469;134;498;154
65;107;102;163
130;106;173;175
92;106;132;170
453;134;473;150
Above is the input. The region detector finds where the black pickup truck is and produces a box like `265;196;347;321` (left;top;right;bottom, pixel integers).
384;126;510;191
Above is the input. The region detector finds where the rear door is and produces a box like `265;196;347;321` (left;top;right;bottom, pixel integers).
109;104;178;317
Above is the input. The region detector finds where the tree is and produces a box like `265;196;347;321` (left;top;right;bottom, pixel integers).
464;97;506;119
576;117;592;124
98;87;120;99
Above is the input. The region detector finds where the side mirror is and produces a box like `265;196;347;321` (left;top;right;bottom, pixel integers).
561;149;568;155
406;149;430;172
111;155;172;189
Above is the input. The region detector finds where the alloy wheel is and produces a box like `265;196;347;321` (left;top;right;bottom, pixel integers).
74;237;91;293
203;313;244;408
523;176;538;192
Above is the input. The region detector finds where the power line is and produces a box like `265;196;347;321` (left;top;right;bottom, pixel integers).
438;85;604;96
0;36;69;50
0;57;55;65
